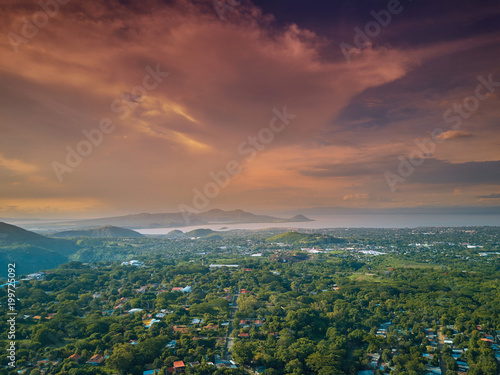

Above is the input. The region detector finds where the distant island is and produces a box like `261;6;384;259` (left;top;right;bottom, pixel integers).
50;209;313;230
51;226;144;238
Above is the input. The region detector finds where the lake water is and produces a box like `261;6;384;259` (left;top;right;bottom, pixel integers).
134;214;500;235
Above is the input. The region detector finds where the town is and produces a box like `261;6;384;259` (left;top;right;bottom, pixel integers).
0;226;498;375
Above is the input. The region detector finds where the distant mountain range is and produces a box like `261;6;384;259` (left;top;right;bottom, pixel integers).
52;226;143;238
0;210;312;275
285;206;500;215
46;209;312;230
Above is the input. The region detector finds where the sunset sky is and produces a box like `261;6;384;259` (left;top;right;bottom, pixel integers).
1;0;500;218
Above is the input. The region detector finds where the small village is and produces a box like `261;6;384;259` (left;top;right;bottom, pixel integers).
5;255;500;375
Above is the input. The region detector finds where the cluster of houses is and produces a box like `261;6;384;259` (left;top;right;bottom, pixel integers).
485;336;500;362
171;286;192;293
367;322;500;375
2;272;46;289
22;272;47;280
131;283;191;294
105;283;192;312
239;319;265;328
143;360;186;374
424;328;439;350
142;358;238;373
237;319;264;338
172;321;226;334
121;260;145;267
62;347;225;374
58;353;107;367
376;322;391;338
439;325;500;375
236;318;281;339
423;328;442;375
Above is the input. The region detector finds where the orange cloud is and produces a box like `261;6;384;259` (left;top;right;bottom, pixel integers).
0;0;498;216
437;130;473;141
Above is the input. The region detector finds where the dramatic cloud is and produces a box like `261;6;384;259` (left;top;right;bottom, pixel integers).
437;130;473;140
0;0;499;217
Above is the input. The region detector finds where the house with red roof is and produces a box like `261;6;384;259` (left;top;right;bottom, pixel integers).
173;360;185;373
173;325;188;333
87;354;104;365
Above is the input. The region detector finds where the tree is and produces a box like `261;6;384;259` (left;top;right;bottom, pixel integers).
34;328;59;346
106;344;135;375
232;341;254;365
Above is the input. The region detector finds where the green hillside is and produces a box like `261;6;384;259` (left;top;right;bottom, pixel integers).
0;222;78;276
186;228;218;237
52;225;144;238
266;231;346;245
0;245;67;276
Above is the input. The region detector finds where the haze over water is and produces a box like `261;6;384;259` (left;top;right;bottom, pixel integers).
135;214;500;235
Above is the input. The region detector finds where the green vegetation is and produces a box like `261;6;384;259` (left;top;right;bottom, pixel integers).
51;226;144;239
185;229;219;238
0;222;78;275
266;231;346;245
0;226;498;375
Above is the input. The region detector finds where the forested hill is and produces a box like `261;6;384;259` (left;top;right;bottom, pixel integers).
266;231;347;245
0;222;78;276
52;226;144;238
0;221;50;243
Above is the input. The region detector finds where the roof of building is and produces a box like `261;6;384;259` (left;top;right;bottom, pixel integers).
87;354;104;364
173;360;185;368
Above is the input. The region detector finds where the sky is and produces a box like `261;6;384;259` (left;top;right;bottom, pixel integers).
0;0;500;219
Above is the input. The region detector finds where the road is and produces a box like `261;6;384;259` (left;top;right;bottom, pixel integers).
224;291;240;359
437;326;447;375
